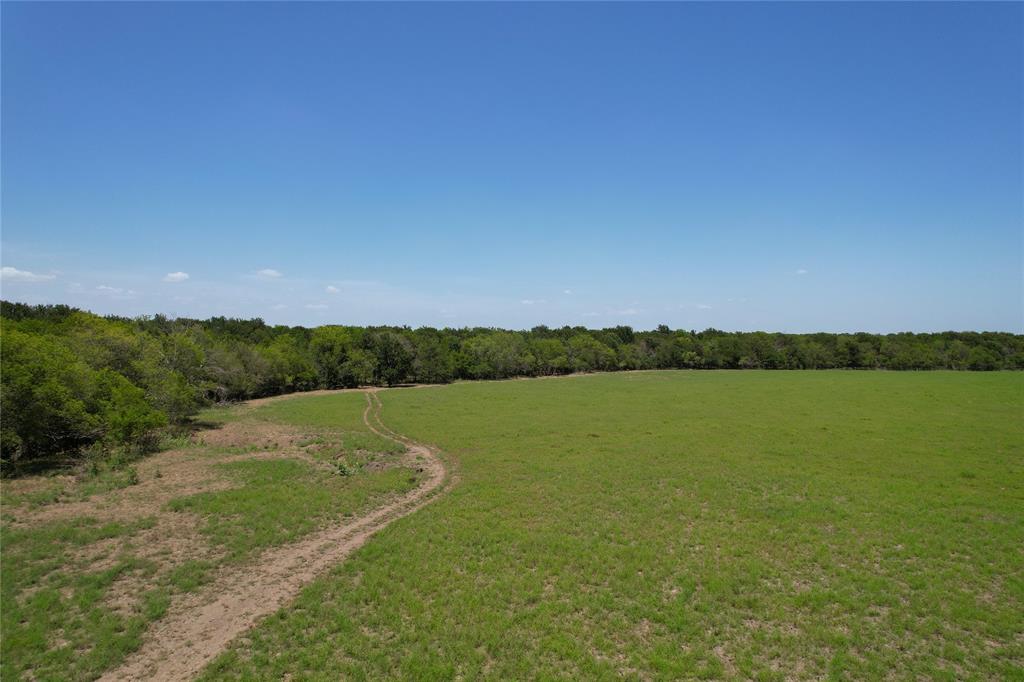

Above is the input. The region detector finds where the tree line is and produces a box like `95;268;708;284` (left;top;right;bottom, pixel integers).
2;300;1021;469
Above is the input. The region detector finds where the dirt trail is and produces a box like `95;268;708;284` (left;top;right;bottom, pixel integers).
100;390;449;682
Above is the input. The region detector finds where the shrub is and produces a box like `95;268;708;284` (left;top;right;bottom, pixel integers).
94;370;168;447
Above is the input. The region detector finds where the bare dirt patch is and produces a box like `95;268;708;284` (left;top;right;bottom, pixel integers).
196;419;303;451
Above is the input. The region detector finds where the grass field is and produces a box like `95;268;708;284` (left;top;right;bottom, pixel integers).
0;391;417;681
201;371;1023;681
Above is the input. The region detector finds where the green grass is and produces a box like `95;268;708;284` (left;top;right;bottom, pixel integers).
1;460;140;511
167;459;419;562
1;390;417;681
247;392;404;454
194;404;242;425
0;517;159;681
248;392;372;429
171;393;415;563
201;371;1024;681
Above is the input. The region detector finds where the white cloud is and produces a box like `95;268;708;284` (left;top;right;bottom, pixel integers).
271;303;288;310
615;308;639;316
325;285;340;294
1;266;56;282
163;271;190;282
581;312;601;317
521;299;546;305
796;268;808;275
304;303;328;310
697;303;713;310
96;285;136;298
256;268;283;279
563;289;573;295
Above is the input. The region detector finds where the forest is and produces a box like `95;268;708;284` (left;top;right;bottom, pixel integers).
2;300;1021;469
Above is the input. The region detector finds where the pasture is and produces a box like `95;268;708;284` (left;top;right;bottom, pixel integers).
202;371;1023;680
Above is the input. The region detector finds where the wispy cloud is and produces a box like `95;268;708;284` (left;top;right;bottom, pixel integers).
520;299;547;305
304;303;328;310
796;268;808;275
256;268;283;279
563;289;573;295
1;266;56;282
615;307;639;316
325;285;340;294
163;271;190;282
96;285;136;298
697;303;713;310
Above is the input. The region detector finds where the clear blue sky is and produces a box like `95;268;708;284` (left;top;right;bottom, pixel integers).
2;2;1021;332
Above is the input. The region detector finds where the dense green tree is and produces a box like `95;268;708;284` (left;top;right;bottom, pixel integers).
531;338;570;375
462;332;531;379
2;300;1021;468
310;326;356;388
967;346;1000;371
617;340;655;370
567;334;615;372
367;331;415;386
1;329;99;464
341;348;377;387
260;335;318;394
412;333;455;384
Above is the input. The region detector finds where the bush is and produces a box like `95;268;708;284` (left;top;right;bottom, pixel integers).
94;370;168;447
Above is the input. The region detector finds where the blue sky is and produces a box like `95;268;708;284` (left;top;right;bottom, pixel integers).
2;2;1021;332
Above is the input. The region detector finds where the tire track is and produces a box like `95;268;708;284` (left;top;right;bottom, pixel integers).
101;390;449;681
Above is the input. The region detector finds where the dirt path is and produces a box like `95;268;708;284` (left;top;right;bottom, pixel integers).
100;390;449;682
